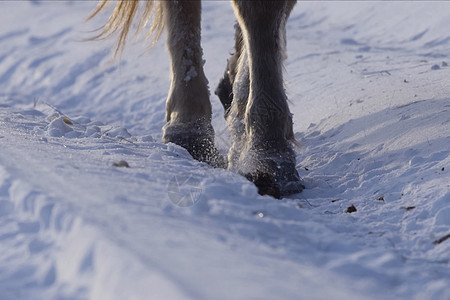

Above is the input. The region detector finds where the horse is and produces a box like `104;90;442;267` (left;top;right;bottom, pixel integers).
89;0;303;199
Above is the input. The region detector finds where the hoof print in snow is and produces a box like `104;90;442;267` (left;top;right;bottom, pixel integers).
346;205;357;213
112;160;130;168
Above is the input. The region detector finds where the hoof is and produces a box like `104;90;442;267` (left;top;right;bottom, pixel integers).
215;72;233;119
163;122;227;169
245;164;304;199
240;149;304;198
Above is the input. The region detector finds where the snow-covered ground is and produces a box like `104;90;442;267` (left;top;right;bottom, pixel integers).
0;1;449;299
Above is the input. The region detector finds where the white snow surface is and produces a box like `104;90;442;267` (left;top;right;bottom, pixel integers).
0;1;449;299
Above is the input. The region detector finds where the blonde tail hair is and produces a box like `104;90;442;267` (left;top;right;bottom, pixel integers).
87;0;165;56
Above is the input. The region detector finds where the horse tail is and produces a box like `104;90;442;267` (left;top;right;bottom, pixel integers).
87;0;165;56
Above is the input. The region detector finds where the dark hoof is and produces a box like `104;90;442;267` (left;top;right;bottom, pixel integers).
215;72;233;119
177;135;226;169
244;159;304;199
163;123;227;169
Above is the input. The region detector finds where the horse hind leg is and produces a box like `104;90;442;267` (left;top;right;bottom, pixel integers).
161;1;225;168
215;23;243;118
214;23;250;171
231;0;303;198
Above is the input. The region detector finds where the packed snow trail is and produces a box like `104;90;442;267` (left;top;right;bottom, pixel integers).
0;1;449;299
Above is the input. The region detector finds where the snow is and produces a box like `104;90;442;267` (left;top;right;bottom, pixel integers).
0;1;449;299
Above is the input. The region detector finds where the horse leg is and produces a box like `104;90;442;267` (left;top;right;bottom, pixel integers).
216;23;249;171
215;0;295;114
218;1;296;174
231;0;303;198
215;23;243;118
162;1;225;168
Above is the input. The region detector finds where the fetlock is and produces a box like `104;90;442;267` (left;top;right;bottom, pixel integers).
163;121;226;168
238;143;304;198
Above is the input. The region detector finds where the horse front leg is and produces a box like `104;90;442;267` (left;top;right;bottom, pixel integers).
216;0;295;113
231;0;303;198
162;0;225;168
